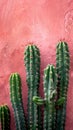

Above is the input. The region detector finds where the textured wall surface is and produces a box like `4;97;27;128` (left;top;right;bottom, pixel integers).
0;0;73;130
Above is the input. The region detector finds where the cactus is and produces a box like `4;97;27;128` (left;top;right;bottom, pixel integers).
56;42;70;130
43;65;57;130
0;105;10;130
6;42;69;130
9;73;26;130
24;44;41;130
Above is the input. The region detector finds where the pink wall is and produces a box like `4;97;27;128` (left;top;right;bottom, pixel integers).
0;0;73;130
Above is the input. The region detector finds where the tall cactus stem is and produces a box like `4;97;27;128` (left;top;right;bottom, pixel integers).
24;45;41;130
9;73;26;130
56;41;70;130
43;65;57;130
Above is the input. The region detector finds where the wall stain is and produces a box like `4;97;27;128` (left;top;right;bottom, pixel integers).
64;9;73;33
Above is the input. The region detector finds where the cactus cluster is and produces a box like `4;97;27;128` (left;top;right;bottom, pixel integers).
24;45;41;130
32;41;70;130
0;41;70;130
0;105;10;130
9;73;26;130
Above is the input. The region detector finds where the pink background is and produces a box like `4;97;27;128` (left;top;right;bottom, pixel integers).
0;0;73;130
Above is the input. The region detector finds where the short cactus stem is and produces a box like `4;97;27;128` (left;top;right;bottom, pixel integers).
9;73;26;130
56;41;70;130
0;105;10;130
24;45;40;130
43;65;57;130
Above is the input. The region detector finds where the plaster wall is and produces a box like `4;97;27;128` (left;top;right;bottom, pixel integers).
0;0;73;130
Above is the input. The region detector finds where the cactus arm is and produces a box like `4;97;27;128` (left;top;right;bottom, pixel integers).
33;96;45;105
24;45;40;130
43;65;57;130
9;73;26;130
33;89;57;105
56;97;65;106
56;42;70;130
0;105;10;130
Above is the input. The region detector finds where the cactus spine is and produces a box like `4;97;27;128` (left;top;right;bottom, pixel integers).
0;105;10;130
43;65;57;130
24;45;40;130
9;73;26;130
56;42;70;130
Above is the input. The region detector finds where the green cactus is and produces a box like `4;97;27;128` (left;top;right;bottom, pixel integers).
9;73;26;130
24;44;41;130
43;65;57;130
0;105;10;130
7;42;70;130
56;41;70;130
